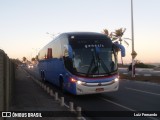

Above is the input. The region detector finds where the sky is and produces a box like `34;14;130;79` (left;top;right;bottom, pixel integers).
0;0;160;64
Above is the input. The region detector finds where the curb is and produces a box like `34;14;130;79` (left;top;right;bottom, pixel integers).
24;69;85;120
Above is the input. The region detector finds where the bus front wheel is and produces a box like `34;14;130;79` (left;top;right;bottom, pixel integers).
59;78;65;93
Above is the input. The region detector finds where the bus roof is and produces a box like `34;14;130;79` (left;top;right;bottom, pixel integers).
60;32;108;37
39;32;110;53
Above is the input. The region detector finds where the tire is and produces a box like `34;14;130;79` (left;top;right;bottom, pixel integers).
41;71;46;82
59;78;65;93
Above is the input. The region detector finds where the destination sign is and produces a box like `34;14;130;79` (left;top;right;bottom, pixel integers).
69;36;112;49
84;44;104;48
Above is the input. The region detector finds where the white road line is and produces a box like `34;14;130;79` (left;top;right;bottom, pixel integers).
144;74;152;76
125;87;160;96
99;97;159;120
99;97;135;111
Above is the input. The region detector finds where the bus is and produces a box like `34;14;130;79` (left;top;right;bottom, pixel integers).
38;32;125;95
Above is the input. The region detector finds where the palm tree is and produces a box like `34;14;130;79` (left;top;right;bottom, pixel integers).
103;29;113;38
35;55;38;61
112;28;129;46
103;28;129;65
103;29;109;37
31;58;35;62
22;57;27;63
112;28;128;65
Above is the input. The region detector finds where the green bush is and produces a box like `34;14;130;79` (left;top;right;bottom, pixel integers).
135;63;155;68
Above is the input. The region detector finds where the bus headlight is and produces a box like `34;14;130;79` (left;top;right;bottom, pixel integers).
115;78;119;82
77;80;86;85
77;81;82;84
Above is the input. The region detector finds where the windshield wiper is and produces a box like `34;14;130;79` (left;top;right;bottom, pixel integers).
86;57;95;76
86;50;98;76
94;49;110;74
98;57;110;73
86;49;111;76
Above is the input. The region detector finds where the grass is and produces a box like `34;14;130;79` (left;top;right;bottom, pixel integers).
119;74;160;84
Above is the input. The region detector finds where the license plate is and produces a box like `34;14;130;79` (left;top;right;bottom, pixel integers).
96;88;104;92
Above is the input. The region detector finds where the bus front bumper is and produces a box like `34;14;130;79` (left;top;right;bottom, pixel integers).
75;79;119;95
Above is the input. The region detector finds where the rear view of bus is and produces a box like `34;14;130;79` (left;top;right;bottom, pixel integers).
38;32;121;95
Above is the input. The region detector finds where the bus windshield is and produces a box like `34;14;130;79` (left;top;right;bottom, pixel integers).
72;48;117;76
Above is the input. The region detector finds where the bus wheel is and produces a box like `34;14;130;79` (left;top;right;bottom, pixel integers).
59;78;65;93
41;71;46;82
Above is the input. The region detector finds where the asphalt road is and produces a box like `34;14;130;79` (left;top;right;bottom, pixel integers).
24;66;160;120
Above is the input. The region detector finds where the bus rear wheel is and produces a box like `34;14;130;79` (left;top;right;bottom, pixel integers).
41;71;46;82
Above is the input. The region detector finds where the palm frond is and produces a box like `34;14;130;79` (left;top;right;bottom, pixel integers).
124;40;129;46
103;29;109;36
112;37;118;41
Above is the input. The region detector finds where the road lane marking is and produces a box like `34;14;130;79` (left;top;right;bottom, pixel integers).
144;74;152;76
99;97;135;111
99;97;159;120
125;87;160;96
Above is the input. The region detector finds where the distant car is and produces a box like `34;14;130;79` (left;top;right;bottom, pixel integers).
28;64;33;69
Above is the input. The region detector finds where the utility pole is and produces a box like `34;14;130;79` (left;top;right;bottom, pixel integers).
131;0;137;77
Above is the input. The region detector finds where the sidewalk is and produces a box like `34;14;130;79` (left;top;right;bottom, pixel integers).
8;67;77;120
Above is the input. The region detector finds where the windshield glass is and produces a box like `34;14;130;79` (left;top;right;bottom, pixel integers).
72;48;117;76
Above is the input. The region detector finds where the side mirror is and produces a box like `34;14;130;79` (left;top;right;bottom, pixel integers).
113;42;126;57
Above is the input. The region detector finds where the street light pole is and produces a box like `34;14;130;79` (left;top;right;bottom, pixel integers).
131;0;134;54
131;0;137;77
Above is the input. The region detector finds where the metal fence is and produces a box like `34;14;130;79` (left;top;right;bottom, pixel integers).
0;49;15;113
